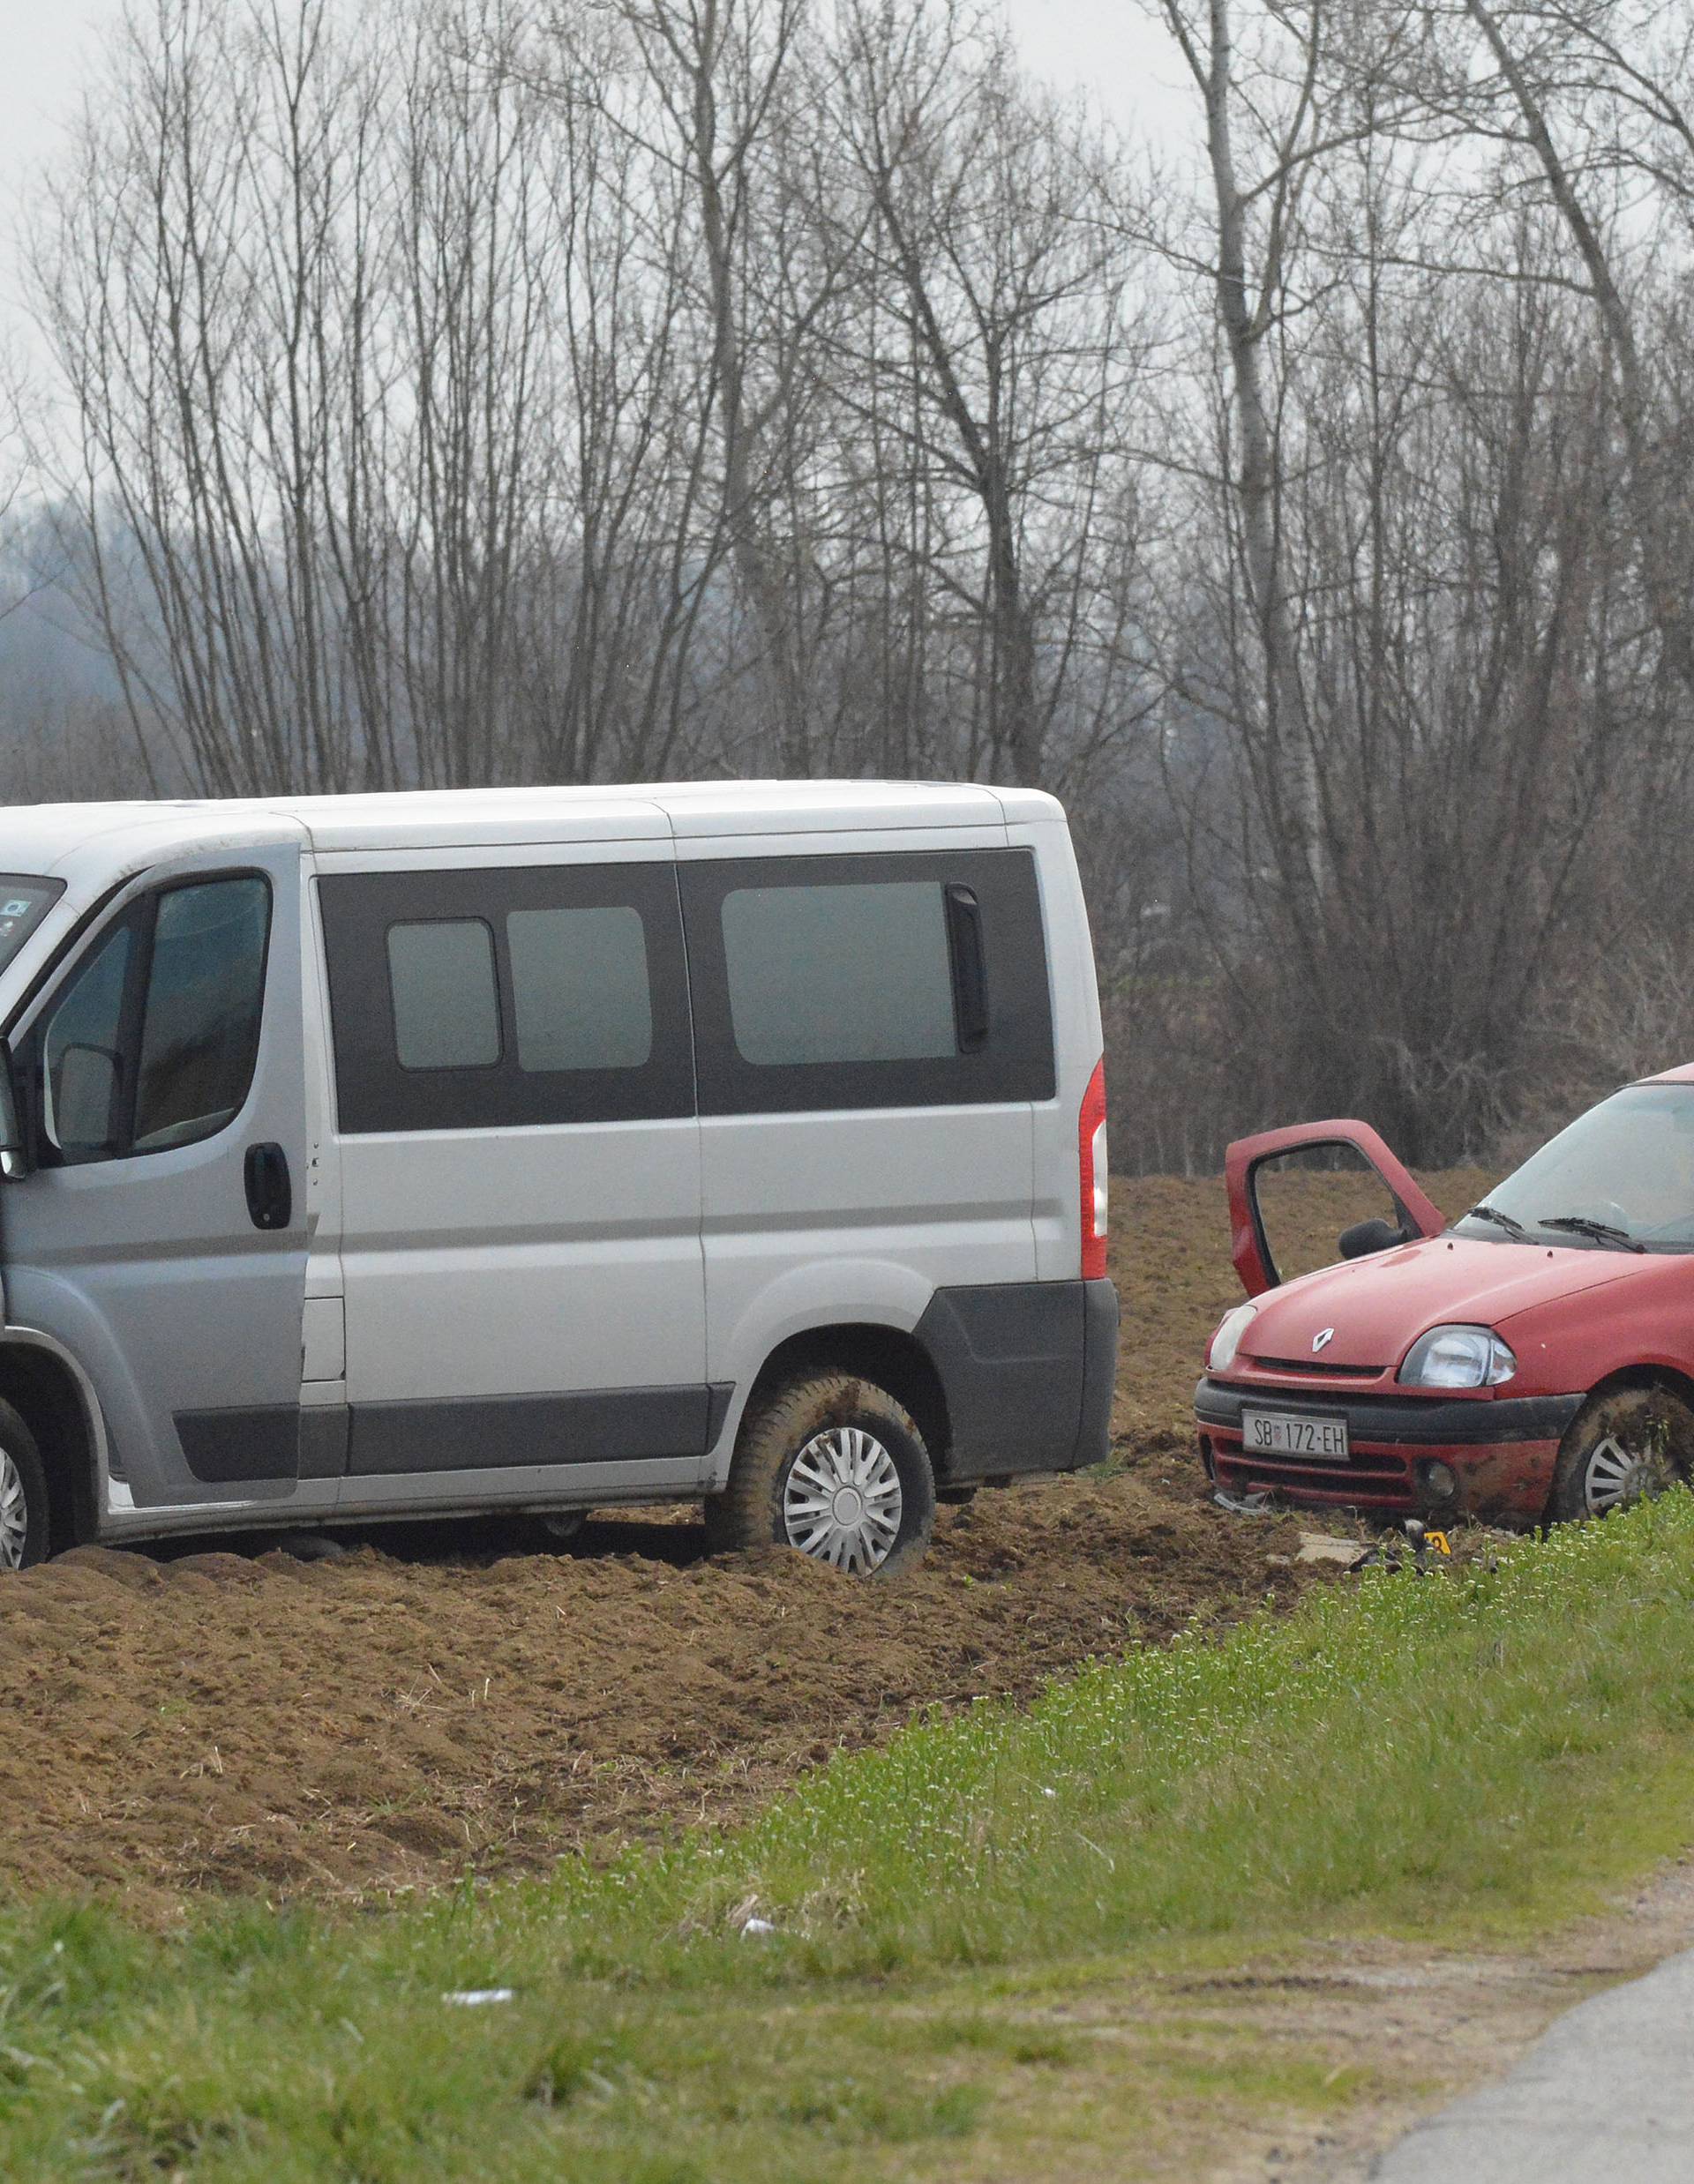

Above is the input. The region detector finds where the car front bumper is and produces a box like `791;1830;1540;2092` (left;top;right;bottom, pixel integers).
1194;1377;1585;1523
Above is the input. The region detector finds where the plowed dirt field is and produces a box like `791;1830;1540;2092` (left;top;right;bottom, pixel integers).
0;1169;1488;1910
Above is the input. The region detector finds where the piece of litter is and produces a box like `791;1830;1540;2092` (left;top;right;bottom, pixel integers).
1295;1534;1364;1567
741;1918;777;1938
1213;1487;1274;1516
1040;1786;1057;1799
442;1988;515;2007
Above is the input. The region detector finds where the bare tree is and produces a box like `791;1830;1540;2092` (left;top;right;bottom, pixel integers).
828;0;1154;786
1430;0;1694;695
27;0;1694;1171
543;0;839;768
29;0;395;791
0;344;41;629
1141;0;1660;1156
1157;0;1333;893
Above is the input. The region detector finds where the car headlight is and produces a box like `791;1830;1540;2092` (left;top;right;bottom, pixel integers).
1209;1302;1257;1372
1399;1324;1517;1389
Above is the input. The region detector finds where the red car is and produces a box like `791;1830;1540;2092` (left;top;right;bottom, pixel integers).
1196;1073;1694;1527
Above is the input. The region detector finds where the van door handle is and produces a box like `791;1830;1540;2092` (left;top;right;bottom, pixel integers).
244;1142;293;1231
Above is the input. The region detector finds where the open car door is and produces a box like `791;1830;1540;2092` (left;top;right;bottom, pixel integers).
1225;1119;1445;1298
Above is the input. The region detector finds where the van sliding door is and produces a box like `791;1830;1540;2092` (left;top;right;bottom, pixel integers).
317;849;708;1500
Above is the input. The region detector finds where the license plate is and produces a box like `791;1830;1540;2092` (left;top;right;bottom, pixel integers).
1241;1410;1349;1462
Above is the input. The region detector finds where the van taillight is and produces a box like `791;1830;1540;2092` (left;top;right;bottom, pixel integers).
1079;1058;1108;1281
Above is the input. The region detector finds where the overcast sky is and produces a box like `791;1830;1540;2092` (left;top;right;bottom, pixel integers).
0;0;1190;353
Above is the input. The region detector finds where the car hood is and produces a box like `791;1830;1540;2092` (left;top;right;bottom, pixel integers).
1237;1235;1656;1372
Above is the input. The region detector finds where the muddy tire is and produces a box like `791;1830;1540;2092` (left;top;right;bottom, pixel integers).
0;1399;51;1571
1548;1385;1694;1523
703;1373;936;1577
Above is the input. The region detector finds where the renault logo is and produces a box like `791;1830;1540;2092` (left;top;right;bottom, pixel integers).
1313;1328;1335;1353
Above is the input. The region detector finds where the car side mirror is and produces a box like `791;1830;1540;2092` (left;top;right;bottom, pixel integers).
0;1043;31;1179
1338;1215;1405;1260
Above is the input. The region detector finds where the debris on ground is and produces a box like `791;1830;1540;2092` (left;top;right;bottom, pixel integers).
1214;1487;1277;1517
1296;1533;1366;1567
1349;1519;1458;1574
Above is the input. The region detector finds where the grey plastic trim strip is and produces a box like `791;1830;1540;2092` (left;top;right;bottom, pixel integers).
178;1383;729;1485
175;1405;302;1485
916;1278;1116;1483
1076;1278;1120;1469
298;1406;349;1481
345;1384;716;1476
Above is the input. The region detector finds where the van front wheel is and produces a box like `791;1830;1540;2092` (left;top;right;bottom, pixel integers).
704;1374;936;1577
0;1401;51;1571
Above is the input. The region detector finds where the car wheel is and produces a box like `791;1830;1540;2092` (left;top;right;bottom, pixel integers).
0;1400;51;1571
1548;1386;1694;1522
704;1373;936;1577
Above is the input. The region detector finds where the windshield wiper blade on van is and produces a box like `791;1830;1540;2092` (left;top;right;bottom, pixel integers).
1539;1215;1647;1253
1465;1203;1530;1240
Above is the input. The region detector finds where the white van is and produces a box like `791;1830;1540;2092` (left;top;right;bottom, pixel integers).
0;782;1116;1577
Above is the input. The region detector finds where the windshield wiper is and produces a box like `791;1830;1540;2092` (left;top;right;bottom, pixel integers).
1539;1215;1647;1253
1466;1203;1530;1240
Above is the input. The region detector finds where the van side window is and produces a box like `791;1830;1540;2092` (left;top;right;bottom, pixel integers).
133;879;271;1152
507;907;653;1072
722;882;956;1066
682;849;1055;1116
37;874;272;1165
319;864;692;1133
387;921;501;1071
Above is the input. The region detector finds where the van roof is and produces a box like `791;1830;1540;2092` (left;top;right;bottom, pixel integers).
1;780;1063;871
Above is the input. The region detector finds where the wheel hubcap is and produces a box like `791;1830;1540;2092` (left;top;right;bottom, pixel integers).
0;1448;28;1572
783;1427;903;1574
1583;1432;1675;1515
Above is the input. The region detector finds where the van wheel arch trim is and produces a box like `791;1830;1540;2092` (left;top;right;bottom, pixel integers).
0;1328;111;1545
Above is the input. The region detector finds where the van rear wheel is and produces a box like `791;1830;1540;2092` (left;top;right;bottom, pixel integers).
0;1401;51;1570
1548;1386;1694;1522
704;1373;936;1577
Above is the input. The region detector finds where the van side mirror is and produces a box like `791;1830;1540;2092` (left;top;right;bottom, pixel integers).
1338;1215;1405;1260
53;1044;119;1158
0;1043;30;1180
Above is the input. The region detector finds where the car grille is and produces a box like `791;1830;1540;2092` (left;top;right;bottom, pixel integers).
1206;1436;1414;1510
1248;1357;1387;1380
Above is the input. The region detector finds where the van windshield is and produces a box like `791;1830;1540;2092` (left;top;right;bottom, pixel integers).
1453;1084;1694;1253
0;877;65;976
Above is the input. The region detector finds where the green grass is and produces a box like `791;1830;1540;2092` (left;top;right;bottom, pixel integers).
8;1497;1694;2176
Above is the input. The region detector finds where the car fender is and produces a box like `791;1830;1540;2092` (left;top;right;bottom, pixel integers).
1497;1253;1694;1401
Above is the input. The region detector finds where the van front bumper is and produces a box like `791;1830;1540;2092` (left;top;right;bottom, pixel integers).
1195;1376;1584;1523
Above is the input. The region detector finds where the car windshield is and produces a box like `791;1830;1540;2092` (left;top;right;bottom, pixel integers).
1453;1083;1694;1253
0;876;64;977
